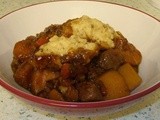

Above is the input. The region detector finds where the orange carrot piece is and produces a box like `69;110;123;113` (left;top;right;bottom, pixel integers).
61;63;71;79
36;36;48;46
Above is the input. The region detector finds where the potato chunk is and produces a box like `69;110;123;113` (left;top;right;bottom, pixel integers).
99;70;130;100
118;63;142;91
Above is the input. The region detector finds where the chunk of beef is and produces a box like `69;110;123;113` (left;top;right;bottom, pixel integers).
97;49;124;70
31;70;59;95
113;32;128;50
30;55;61;70
87;64;105;81
13;36;36;62
113;32;142;65
14;62;33;89
44;22;73;38
122;43;142;65
58;79;78;102
49;89;64;101
77;82;103;102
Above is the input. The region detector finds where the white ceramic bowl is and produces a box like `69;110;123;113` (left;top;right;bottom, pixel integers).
0;0;160;116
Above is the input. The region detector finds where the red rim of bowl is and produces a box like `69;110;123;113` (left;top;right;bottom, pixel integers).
0;0;160;109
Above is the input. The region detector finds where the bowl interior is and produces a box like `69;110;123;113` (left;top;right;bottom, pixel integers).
0;1;160;105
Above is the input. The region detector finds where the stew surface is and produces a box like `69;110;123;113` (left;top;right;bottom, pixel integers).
11;16;142;102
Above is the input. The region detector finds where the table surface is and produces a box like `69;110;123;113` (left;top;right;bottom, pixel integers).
0;0;160;120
